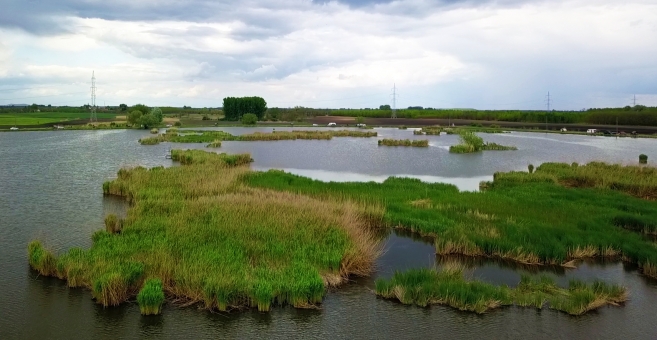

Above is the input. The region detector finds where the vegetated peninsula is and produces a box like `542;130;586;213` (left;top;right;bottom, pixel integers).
27;151;657;316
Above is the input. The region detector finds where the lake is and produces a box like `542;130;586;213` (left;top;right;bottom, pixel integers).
1;128;656;339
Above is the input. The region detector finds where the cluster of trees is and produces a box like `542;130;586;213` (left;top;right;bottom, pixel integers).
223;97;267;121
127;104;163;128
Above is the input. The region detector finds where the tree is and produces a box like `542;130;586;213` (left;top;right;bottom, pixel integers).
128;110;144;125
130;104;149;116
139;114;159;128
222;96;267;121
241;113;257;125
355;116;365;124
119;104;128;111
379;105;391;110
150;107;163;123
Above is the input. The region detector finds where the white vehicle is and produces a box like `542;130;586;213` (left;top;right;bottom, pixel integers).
560;128;567;132
9;127;19;131
312;123;318;126
356;123;366;128
327;122;337;127
586;129;597;134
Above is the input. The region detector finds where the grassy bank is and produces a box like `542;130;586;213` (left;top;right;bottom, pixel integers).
378;139;429;147
375;266;626;315
139;129;377;145
29;150;383;314
449;131;517;153
242;163;657;278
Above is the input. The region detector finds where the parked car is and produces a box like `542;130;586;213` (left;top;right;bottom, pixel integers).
327;122;337;127
586;129;597;134
356;123;366;128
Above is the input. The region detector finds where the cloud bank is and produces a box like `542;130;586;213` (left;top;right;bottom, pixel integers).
1;0;656;109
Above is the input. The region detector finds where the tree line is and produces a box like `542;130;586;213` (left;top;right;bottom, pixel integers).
222;97;267;121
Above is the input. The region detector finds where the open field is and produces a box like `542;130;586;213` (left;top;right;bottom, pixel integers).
0;112;119;127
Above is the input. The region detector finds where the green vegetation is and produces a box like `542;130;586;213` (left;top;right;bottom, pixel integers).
378;139;429;147
138;130;378;145
31;150;382;312
223;97;267;121
137;279;166;315
150;128;159;134
640;154;648;164
104;214;122;234
398;126;407;130
0;111;119;126
414;126;442;135
241;113;258;125
243;162;657;279
375;266;627;315
206;140;222;148
127;105;163;129
449;131;517;153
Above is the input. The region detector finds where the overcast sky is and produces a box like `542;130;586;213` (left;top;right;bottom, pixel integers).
1;0;656;109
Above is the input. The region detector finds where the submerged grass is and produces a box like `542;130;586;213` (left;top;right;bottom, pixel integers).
375;267;627;315
206;140;222;148
242;164;657;279
31;150;383;313
139;130;378;145
378;139;429;147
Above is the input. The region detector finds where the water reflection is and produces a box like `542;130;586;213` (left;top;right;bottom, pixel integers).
251;167;492;192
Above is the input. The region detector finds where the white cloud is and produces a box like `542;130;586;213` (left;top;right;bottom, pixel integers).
1;0;656;108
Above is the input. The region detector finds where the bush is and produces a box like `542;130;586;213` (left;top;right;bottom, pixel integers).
150;128;158;134
241;113;258;125
640;154;648;164
173;122;182;127
528;164;534;174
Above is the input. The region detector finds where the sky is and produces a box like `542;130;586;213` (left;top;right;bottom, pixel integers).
0;0;656;110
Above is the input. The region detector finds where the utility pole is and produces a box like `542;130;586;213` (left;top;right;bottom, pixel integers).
391;84;397;119
90;71;97;122
633;94;637;106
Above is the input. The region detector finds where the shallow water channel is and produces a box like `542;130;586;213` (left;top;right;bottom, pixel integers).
1;128;657;339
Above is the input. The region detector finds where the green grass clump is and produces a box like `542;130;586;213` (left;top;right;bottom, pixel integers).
206;140;222;148
104;214;122;234
150;128;159;134
378;139;429;147
137;279;166;315
414;126;442;135
242;165;657;279
30;150;382;313
375;267;627;315
449;131;516;153
139;130;377;145
138;136;165;145
28;240;56;276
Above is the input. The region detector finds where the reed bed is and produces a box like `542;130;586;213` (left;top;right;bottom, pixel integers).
150;128;159;134
375;267;627;315
139;130;378;145
414;126;442;135
378;139;429;147
449;131;516;153
29;150;383;313
206;140;222;148
242;166;657;279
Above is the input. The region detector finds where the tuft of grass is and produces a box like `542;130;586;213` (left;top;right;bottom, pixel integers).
28;240;56;276
375;268;627;315
137;278;166;315
104;214;122;234
206;140;222;148
150;128;159;134
378;139;429;147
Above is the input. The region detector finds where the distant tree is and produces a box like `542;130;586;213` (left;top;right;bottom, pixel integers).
379;105;391;110
139;114;159;129
222;96;267;121
241;113;258;125
119;104;128;111
355;116;365;124
408;106;424;110
130;104;150;116
30;103;38;112
128;110;143;125
150;107;163;122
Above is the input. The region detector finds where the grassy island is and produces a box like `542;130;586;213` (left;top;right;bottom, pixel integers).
139;129;377;145
378;139;429;147
243;162;657;279
28;150;657;316
29;150;382;314
449;131;517;153
375;266;627;315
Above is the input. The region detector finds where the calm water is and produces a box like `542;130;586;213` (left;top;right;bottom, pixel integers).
1;128;656;339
